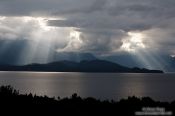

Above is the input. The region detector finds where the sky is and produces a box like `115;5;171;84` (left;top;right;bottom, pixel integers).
0;0;175;71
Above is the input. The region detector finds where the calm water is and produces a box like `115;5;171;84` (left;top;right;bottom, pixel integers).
0;71;175;101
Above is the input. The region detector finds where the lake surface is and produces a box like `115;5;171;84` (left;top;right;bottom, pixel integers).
0;71;175;101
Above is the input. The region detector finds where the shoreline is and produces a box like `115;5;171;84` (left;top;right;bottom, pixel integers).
0;70;164;74
0;85;174;116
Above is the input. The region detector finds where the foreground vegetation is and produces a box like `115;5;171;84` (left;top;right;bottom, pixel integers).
0;85;174;116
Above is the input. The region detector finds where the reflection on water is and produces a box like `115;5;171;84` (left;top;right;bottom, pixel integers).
0;71;174;101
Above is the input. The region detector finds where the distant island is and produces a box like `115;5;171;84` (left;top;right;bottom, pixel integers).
0;60;163;73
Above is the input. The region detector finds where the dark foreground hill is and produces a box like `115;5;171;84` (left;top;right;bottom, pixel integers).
0;60;163;73
0;85;173;116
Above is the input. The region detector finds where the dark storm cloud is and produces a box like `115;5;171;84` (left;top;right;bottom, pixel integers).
1;0;175;31
0;0;175;70
47;0;174;54
54;0;175;55
0;0;106;16
47;0;175;32
77;30;124;54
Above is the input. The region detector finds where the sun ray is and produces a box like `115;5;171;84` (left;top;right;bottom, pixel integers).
119;31;167;71
57;30;83;52
0;16;70;65
121;32;146;52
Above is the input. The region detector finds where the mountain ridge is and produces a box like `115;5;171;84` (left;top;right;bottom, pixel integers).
0;60;163;73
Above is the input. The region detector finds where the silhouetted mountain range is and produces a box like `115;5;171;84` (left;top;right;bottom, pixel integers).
0;60;163;73
0;51;174;72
